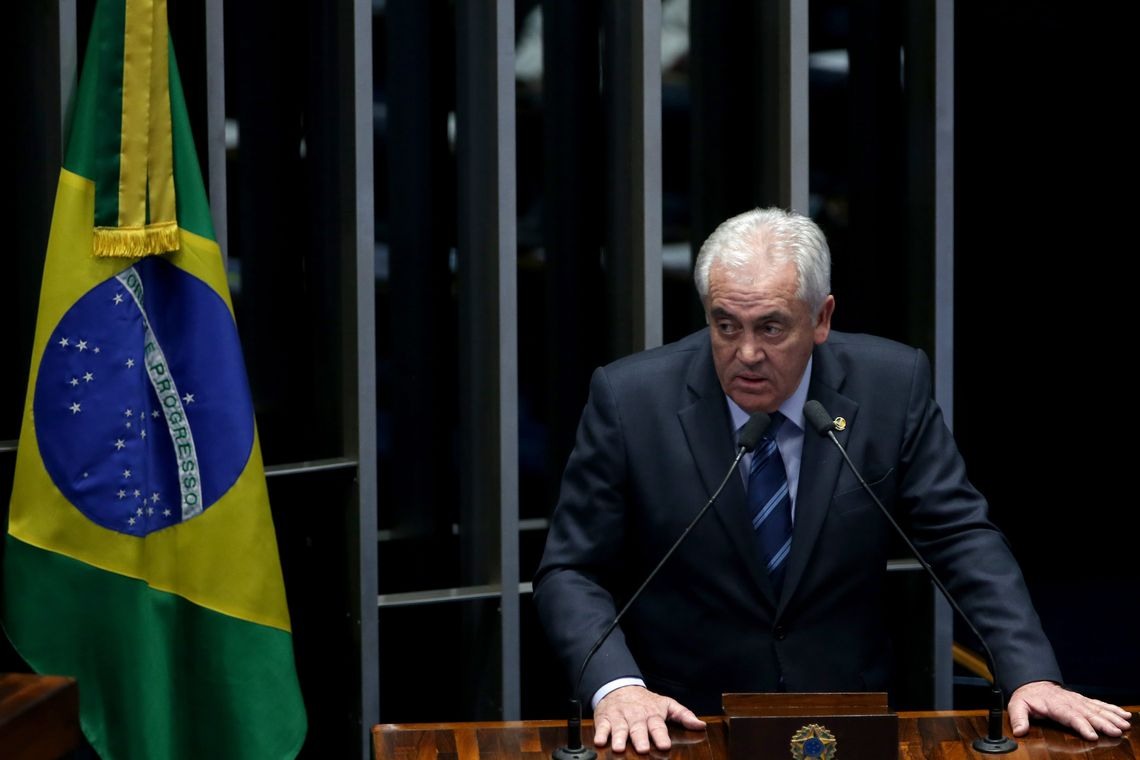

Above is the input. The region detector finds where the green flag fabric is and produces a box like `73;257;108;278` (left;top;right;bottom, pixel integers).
2;0;307;757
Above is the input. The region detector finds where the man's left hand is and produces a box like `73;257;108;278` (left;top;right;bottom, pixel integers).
1008;681;1132;740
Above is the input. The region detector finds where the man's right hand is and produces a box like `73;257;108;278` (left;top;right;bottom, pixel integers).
593;685;706;753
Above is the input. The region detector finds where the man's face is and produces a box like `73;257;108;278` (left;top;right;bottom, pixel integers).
705;258;834;414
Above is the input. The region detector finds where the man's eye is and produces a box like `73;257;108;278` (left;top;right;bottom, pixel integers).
762;324;784;337
716;321;739;335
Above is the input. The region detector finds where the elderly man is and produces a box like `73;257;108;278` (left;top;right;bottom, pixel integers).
532;207;1130;753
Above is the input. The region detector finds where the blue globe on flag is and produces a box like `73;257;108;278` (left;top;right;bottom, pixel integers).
34;256;255;537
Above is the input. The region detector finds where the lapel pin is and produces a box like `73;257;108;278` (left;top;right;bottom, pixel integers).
832;416;846;432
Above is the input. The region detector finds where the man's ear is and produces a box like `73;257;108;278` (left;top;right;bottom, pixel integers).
814;295;835;344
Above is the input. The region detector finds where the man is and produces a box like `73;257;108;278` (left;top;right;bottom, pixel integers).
532;208;1131;754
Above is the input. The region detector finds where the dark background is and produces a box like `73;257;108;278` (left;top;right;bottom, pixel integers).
4;2;1136;757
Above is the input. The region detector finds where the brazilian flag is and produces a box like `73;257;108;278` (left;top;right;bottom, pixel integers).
2;0;307;757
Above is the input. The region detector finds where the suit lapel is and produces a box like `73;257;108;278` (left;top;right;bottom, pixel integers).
676;338;777;603
777;343;857;615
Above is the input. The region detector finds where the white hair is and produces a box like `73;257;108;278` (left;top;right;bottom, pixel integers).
693;207;831;314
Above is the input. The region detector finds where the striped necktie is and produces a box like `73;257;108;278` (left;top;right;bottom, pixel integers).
747;412;792;591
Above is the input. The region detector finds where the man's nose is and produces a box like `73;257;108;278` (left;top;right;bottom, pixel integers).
738;335;765;365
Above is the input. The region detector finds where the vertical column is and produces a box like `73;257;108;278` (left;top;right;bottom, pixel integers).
604;0;663;356
344;0;379;754
778;0;810;214
906;0;954;710
204;0;228;261
930;0;955;711
59;0;77;139
455;0;520;720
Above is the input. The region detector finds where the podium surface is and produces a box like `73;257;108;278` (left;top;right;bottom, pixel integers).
373;708;1137;760
0;672;82;760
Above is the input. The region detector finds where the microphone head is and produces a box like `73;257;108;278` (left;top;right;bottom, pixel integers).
738;412;772;451
803;400;835;436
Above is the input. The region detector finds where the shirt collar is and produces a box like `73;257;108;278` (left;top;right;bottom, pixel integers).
727;356;813;435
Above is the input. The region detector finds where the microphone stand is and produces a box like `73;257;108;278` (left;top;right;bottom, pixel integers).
804;401;1017;754
552;699;594;760
550;413;772;760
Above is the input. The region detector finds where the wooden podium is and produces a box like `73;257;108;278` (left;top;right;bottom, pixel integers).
373;704;1137;760
0;673;83;760
722;692;896;759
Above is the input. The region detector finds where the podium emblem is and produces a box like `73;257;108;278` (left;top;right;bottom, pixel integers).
790;723;837;759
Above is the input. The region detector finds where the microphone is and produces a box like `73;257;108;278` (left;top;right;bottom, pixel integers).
551;412;772;760
803;400;1018;754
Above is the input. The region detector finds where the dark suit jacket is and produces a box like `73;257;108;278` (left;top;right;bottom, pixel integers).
533;329;1061;715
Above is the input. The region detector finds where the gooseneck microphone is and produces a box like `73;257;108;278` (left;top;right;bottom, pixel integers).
803;400;1018;754
551;412;772;760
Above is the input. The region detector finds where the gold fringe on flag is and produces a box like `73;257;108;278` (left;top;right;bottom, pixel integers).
92;221;180;258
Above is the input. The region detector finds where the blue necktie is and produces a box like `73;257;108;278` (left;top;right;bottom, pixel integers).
747;413;792;591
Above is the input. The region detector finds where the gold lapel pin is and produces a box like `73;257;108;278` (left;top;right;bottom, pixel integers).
832;416;847;431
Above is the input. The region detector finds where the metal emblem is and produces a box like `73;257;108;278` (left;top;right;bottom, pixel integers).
790;723;837;759
832;416;847;432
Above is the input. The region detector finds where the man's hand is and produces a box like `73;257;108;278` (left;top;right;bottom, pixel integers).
1008;681;1132;740
593;685;706;753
